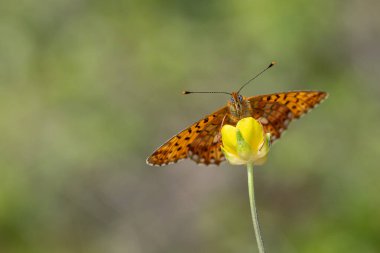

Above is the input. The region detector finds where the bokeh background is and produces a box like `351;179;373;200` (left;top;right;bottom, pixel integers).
1;0;380;252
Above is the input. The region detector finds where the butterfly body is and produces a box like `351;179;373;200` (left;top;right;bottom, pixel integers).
147;90;327;166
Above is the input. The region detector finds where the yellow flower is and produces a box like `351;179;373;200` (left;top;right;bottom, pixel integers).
221;117;270;165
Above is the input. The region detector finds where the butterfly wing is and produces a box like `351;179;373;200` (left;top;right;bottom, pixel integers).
146;106;231;166
248;91;328;141
147;90;327;166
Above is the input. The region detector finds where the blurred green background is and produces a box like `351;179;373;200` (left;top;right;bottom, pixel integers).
1;0;380;252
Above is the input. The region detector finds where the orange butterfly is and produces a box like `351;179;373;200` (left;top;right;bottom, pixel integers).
147;63;328;166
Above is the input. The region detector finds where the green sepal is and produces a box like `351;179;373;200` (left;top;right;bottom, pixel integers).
236;129;252;161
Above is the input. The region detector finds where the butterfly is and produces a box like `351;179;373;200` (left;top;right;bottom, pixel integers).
147;90;327;166
147;63;328;166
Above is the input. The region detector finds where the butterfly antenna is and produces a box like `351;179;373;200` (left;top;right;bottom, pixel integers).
182;91;232;95
237;61;277;94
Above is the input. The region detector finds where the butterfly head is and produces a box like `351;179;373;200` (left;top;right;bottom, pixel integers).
230;92;243;104
228;92;248;118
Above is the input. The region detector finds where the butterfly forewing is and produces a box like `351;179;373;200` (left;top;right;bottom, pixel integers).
248;91;327;141
147;106;231;166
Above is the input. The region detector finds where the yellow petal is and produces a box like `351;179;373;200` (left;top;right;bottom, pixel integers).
255;133;271;165
221;146;247;165
221;124;238;156
255;154;268;165
236;117;264;152
260;133;271;155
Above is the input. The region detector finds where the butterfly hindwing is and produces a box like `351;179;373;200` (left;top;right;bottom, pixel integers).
248;91;327;141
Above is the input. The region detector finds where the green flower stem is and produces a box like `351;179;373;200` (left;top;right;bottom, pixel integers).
247;162;265;253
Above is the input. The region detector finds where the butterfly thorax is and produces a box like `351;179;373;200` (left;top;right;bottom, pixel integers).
227;92;253;121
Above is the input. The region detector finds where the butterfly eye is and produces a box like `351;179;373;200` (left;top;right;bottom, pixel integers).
238;95;243;102
230;97;235;103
